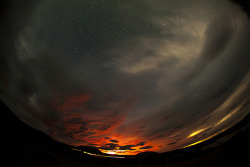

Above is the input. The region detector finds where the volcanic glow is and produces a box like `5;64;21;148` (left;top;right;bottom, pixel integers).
47;95;159;155
94;134;159;155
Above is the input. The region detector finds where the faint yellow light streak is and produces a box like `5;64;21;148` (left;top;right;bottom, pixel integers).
188;128;207;138
71;148;125;158
215;114;232;126
214;105;241;127
19;35;32;57
183;128;228;148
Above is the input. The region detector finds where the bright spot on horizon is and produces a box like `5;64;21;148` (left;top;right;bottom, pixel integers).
105;150;116;155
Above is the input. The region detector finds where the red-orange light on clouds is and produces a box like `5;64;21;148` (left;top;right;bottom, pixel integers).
45;94;161;155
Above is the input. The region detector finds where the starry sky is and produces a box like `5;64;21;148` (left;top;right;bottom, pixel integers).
0;0;250;155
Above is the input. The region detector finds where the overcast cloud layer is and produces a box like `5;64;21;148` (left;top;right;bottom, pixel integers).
0;0;250;155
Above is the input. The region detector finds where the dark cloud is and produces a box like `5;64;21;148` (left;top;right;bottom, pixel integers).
168;142;177;146
137;142;146;146
202;15;234;61
110;140;119;143
119;145;136;151
140;146;153;149
185;15;235;81
99;141;148;151
173;125;184;130
105;143;119;148
154;134;165;139
119;142;147;150
99;146;111;150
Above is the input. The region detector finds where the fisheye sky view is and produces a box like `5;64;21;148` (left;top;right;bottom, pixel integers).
0;0;250;156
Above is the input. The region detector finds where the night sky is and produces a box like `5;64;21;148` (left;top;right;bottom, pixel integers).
0;0;250;155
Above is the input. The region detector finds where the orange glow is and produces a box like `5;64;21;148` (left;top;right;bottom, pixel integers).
49;94;130;143
46;94;160;155
100;149;137;156
99;146;152;156
96;134;158;155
